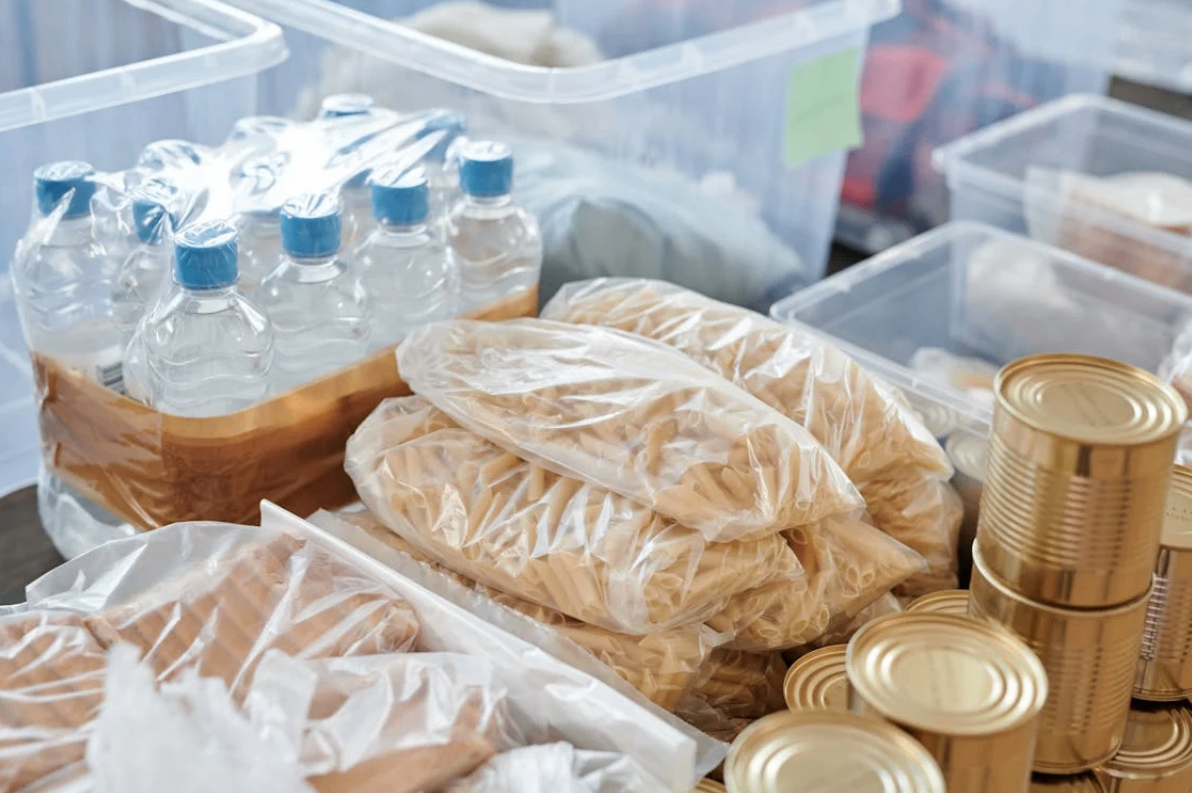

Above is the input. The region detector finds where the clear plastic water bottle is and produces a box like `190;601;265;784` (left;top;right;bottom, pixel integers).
111;178;180;347
11;161;123;389
130;220;273;417
319;95;380;249
261;194;371;393
355;168;455;351
448;141;543;311
418;111;466;225
232;153;289;295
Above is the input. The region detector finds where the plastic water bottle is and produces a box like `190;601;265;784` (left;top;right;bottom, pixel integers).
129;220;273;417
11;161;123;390
448;141;543;311
319;95;380;249
111;179;180;347
260;194;371;392
236;209;281;296
355;168;455;351
418;111;466;225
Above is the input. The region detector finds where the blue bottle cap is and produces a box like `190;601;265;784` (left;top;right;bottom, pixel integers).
370;167;430;226
319;94;376;119
458;141;513;198
131;178;181;244
280;193;342;259
34;161;97;219
418;110;467;163
174;220;238;290
137;139;204;170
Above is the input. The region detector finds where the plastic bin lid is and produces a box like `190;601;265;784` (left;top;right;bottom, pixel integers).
0;0;287;134
224;0;898;103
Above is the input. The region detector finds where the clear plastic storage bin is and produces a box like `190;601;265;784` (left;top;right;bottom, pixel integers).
1115;0;1192;93
770;221;1192;579
936;93;1192;296
770;221;1192;436
228;0;898;305
0;0;285;497
835;0;1126;254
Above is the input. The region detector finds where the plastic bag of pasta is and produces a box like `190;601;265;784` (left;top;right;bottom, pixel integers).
322;508;721;712
673;650;787;742
344;396;803;635
705;514;924;652
396;319;863;543
541;278;961;593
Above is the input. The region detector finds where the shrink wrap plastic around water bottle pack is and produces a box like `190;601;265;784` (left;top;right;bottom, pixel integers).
11;106;537;552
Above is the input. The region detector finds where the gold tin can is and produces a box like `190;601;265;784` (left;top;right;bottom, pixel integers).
977;354;1185;608
784;645;849;712
724;710;945;793
1135;465;1192;702
847;612;1047;793
970;544;1153;773
1096;703;1192;792
694;779;727;793
1031;773;1106;792
905;589;972;617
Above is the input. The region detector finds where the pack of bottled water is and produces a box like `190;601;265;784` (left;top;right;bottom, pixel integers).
8;94;543;556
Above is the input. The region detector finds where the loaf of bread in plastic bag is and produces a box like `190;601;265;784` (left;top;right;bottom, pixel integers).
84;534;421;697
344;396;802;635
336;508;720;711
541;278;961;593
706;514;924;652
0;612;108;793
396;318;863;543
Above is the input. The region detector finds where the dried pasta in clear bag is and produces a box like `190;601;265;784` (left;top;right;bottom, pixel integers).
0;612;108;793
674;649;787;742
335;508;721;711
396;318;863;543
542;278;961;593
706;513;925;652
84;534;420;698
344;396;801;635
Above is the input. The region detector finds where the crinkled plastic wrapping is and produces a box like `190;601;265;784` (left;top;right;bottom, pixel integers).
541;278;961;593
0;612;108;793
26;111;504;536
446;742;664;793
306;510;726;776
397;318;863;543
17;514;710;792
88;644;511;793
344;395;801;634
674;650;788;744
706;514;924;653
802;592;904;653
320;508;721;711
1025;166;1192;292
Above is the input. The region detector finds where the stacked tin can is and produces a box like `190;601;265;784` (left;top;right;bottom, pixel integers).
968;354;1187;774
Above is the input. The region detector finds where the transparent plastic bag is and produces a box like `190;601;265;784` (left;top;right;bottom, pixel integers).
344;396;802;634
324;508;721;711
674;649;787;743
447;742;664;793
397;318;863;543
706;514;925;652
0;611;108;793
1025;166;1192;293
541;278;960;593
81;532;421;699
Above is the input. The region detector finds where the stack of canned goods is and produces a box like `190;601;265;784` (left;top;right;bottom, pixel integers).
970;354;1186;776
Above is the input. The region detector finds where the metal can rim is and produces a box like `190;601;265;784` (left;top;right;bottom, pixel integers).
1098;703;1192;780
905;589;971;617
783;645;848;712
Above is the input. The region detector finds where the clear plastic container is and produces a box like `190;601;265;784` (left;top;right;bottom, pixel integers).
227;0;899;304
935;93;1192;295
1115;0;1192;93
0;0;285;497
834;0;1126;254
769;221;1192;439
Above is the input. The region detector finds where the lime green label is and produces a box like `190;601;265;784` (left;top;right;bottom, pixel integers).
784;48;864;168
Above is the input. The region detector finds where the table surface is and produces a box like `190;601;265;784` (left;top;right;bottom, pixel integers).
1;78;1189;604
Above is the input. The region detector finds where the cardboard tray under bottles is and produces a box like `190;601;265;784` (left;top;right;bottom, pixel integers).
32;289;537;530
